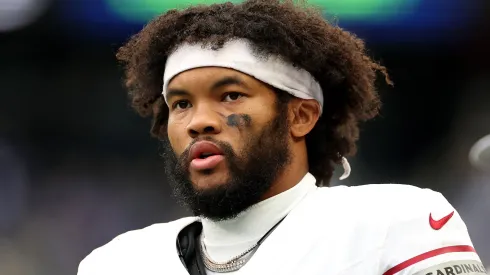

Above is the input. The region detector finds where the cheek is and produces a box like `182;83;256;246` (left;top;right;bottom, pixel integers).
243;108;276;130
231;114;267;145
167;121;188;155
244;97;277;124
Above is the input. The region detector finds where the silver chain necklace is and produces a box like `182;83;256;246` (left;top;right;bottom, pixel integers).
200;241;257;272
199;216;286;273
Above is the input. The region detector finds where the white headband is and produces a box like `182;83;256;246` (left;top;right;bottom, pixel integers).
162;39;323;113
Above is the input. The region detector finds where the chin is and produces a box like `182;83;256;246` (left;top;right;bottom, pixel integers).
190;168;230;191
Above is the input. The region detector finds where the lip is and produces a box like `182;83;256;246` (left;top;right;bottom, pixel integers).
188;141;224;162
188;141;225;171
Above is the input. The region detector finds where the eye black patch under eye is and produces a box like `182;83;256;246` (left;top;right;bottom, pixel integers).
226;114;252;128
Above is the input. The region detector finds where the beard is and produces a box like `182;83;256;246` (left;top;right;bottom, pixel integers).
161;110;291;221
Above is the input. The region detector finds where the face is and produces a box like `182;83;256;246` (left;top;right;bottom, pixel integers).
161;67;292;220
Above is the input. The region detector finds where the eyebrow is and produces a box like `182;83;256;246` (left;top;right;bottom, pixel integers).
165;89;189;103
166;76;249;102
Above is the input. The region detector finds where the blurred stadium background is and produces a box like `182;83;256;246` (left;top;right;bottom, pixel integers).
0;0;489;274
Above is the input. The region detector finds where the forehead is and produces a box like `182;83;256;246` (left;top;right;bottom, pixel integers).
167;67;268;90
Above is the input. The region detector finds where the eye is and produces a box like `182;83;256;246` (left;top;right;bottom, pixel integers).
223;92;244;102
172;100;191;110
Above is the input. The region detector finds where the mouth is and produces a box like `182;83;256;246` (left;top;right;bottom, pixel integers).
196;152;217;159
188;141;225;171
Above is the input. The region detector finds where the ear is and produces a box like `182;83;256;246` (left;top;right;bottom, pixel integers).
288;98;320;138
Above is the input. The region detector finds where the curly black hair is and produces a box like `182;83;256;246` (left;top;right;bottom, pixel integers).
116;0;391;186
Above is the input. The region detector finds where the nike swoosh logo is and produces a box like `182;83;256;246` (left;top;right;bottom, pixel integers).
429;211;454;230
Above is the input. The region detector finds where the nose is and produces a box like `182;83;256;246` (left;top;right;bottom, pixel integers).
186;105;222;138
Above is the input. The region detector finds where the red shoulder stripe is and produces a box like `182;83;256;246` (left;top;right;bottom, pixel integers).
383;245;476;275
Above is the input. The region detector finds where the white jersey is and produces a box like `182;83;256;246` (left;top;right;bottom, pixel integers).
77;184;485;275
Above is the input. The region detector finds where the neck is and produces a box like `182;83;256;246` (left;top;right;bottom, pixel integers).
261;166;308;200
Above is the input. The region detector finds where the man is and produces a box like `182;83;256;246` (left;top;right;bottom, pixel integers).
78;0;484;274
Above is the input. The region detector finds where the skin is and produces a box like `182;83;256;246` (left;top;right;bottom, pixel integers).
166;67;320;200
225;113;251;128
